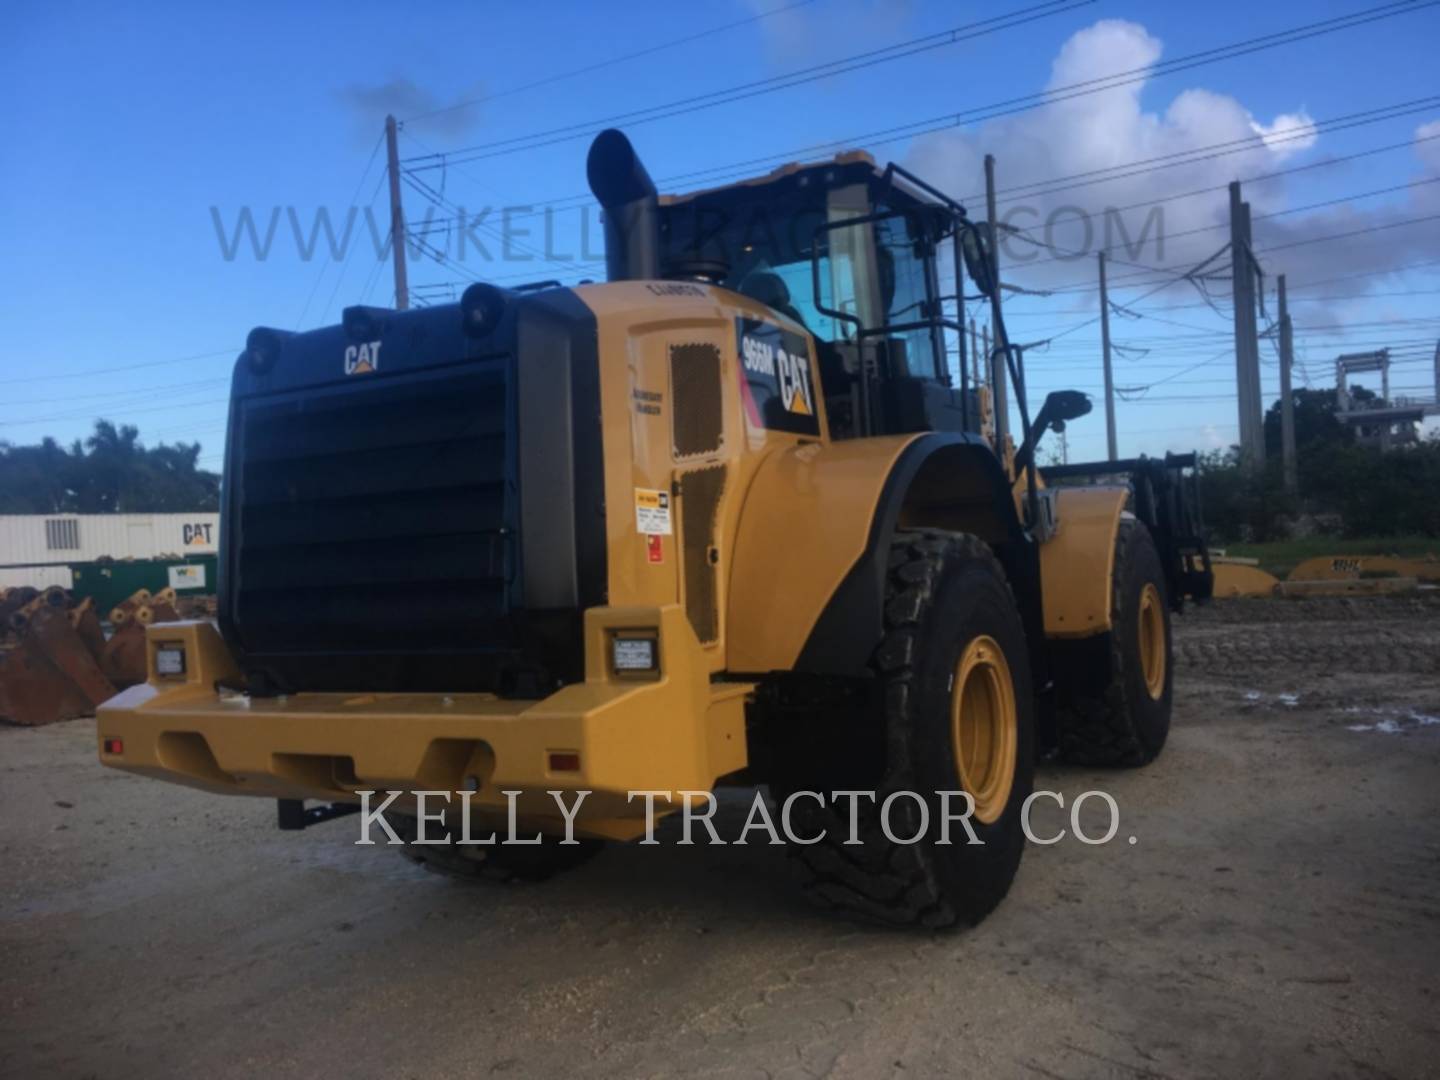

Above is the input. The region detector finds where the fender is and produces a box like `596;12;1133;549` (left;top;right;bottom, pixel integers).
727;433;1040;679
1038;487;1129;637
726;434;917;675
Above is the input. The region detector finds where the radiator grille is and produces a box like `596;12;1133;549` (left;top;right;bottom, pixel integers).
680;465;727;644
670;343;723;459
229;362;513;666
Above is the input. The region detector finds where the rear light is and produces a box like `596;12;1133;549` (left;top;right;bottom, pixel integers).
102;737;123;755
548;751;581;773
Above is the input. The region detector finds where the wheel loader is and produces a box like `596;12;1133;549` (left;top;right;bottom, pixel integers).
98;129;1211;927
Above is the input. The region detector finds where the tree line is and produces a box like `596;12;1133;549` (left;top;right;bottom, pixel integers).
0;421;220;514
1199;387;1440;541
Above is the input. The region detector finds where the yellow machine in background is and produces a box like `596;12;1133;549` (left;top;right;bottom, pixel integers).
99;130;1211;926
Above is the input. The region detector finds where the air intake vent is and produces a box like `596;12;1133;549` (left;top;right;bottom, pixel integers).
680;465;727;645
670;343;723;459
228;360;517;691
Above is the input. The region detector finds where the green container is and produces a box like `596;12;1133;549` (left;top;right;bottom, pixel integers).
69;555;218;614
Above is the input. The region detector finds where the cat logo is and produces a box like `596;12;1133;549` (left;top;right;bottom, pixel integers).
735;318;819;436
775;348;813;416
344;340;382;376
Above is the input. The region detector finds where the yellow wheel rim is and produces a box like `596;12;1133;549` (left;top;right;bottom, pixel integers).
950;635;1018;826
1138;582;1166;700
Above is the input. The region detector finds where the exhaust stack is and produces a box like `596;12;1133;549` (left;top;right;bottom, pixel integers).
586;129;660;282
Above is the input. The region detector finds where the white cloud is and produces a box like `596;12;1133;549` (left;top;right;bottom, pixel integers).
902;20;1440;311
1249;111;1319;159
1415;119;1440;175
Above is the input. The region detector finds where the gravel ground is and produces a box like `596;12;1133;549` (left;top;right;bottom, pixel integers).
4;597;1440;1078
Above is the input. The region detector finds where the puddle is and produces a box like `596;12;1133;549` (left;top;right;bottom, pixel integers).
1343;707;1440;735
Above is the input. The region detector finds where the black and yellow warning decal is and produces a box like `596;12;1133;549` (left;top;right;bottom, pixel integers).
736;318;819;436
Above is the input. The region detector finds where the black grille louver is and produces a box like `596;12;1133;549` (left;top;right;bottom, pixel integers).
229;361;517;688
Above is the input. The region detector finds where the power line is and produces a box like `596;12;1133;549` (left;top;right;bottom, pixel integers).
1;395;232;429
1255;211;1440;255
642;1;1440;195
417;100;1440;293
1008;174;1440;270
980;98;1440;206
1001;288;1440;315
407;92;1440;281
294;131;384;330
1043;219;1440;297
401;0;820;125
313;151;392;328
0;377;229;412
404;1;1095;170
0;350;233;387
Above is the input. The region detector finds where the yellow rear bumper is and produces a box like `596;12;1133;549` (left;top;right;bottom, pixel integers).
96;610;750;840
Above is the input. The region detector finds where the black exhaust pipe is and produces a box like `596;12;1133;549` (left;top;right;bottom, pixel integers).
586;129;660;282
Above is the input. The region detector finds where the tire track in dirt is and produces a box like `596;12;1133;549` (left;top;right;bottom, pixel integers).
1174;597;1440;677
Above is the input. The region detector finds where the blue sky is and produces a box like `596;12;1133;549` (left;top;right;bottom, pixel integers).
4;0;1438;467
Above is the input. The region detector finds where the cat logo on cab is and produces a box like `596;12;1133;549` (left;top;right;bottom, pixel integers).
736;318;819;436
344;340;382;376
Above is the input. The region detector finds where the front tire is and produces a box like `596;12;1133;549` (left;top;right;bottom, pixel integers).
1058;519;1173;767
788;529;1035;929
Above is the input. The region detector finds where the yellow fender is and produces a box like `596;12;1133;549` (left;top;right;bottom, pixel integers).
727;435;916;673
728;433;1035;675
1037;487;1129;638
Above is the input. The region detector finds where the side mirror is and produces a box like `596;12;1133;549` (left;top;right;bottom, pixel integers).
960;223;997;297
1045;390;1092;424
1014;390;1092;475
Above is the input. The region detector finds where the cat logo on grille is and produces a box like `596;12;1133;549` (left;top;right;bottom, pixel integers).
344;340;382;376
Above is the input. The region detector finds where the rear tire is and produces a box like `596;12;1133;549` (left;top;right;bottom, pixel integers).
387;813;602;883
1058;519;1173;767
786;529;1035;929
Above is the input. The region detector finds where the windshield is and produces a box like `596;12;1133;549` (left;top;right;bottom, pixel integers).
658;174;955;384
659;185;863;342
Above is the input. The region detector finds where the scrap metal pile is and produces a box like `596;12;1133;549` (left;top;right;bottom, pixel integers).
0;585;188;726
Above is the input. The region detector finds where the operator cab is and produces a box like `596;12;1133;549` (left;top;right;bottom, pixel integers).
657;153;982;440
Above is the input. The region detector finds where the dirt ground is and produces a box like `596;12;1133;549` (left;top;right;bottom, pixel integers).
4;596;1440;1079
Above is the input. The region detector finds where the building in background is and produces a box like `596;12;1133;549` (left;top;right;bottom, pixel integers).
0;513;219;590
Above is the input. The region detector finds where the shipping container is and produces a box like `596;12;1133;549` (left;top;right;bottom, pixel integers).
0;513;219;591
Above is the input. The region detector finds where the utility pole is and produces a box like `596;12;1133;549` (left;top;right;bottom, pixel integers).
1229;181;1263;469
969;317;980;391
981;325;992;387
1277;274;1297;494
984;154;1009;447
385;114;410;311
1098;252;1118;460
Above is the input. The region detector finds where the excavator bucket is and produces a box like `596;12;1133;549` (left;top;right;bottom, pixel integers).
71;598;107;657
0;636;97;726
28;605;116;706
1;585;186;726
100;623;150;686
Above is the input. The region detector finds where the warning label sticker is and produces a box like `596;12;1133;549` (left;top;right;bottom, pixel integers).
635;488;673;535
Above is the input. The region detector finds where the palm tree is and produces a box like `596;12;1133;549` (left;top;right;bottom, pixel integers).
85;420;142;512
